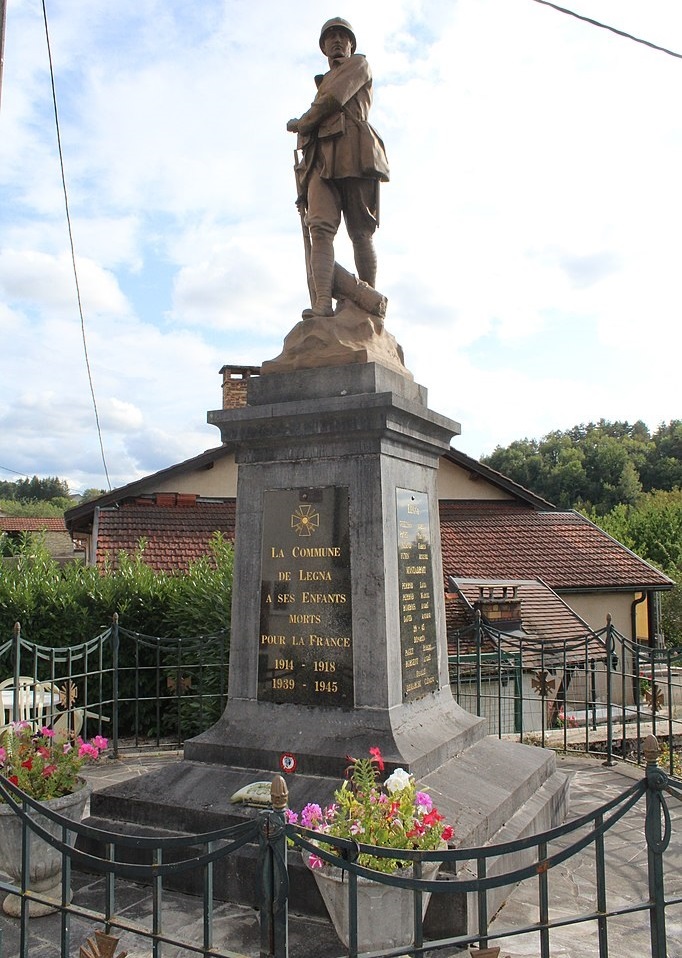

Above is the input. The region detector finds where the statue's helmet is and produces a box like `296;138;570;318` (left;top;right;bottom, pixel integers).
319;17;357;54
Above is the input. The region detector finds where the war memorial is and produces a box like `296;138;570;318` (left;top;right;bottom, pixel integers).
88;17;569;934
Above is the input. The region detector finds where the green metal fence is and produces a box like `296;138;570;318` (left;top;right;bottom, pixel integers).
449;613;682;774
0;617;229;754
0;737;680;958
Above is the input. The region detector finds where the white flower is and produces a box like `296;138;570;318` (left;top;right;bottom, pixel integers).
384;768;412;794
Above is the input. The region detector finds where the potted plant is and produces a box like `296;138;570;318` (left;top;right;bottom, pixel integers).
288;747;454;950
0;720;108;916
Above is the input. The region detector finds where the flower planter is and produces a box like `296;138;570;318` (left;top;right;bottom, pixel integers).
307;852;442;951
0;779;91;917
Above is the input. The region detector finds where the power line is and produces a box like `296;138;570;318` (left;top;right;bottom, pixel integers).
530;0;682;60
0;465;31;478
41;0;112;491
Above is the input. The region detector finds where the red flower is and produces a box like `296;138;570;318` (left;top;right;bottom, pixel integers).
423;808;444;827
441;825;454;842
369;746;384;772
8;775;19;786
21;759;33;771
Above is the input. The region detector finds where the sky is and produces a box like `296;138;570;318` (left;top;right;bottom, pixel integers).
0;0;680;494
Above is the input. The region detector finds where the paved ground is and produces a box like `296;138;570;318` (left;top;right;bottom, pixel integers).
1;749;681;957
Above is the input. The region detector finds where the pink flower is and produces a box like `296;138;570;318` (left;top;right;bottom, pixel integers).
308;854;324;869
369;746;385;772
285;809;298;824
78;742;99;760
43;764;57;778
92;735;108;751
40;727;55;738
0;747;6;765
301;803;323;829
350;821;364;835
416;791;432;811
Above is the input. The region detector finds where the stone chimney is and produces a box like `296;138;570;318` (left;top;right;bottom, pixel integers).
474;584;523;631
220;364;261;410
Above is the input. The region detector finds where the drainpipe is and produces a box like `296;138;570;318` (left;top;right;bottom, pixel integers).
631;591;647;644
91;506;100;567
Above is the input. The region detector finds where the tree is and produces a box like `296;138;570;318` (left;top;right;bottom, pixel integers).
482;419;677;513
14;476;70;502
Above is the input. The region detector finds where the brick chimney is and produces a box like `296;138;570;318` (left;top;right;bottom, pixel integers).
474;584;523;631
220;364;261;410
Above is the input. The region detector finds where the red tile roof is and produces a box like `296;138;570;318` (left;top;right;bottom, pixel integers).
95;500;235;572
447;578;607;667
439;500;672;591
0;517;67;532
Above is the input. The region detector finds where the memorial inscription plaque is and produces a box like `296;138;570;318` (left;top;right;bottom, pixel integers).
396;488;439;701
258;487;353;707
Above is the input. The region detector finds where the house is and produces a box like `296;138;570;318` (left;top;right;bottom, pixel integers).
0;515;75;563
446;576;612;733
64;364;674;643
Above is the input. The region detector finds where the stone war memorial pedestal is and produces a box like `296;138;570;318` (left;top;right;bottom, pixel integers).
87;339;569;935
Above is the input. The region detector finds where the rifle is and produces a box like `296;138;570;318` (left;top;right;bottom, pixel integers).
293;150;316;309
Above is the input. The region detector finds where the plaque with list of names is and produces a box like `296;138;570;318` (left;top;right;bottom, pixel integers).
396;488;439;701
257;487;353;707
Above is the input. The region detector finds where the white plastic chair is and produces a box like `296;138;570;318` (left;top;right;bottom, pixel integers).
0;676;60;730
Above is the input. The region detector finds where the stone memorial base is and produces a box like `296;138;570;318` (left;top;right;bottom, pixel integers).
84;362;569;935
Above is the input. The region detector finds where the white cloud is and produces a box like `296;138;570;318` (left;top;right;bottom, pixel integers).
1;0;680;489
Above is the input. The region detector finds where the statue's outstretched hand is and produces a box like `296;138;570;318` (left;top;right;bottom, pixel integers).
287;118;300;133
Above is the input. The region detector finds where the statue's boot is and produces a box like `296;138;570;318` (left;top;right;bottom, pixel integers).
302;233;335;319
352;235;377;289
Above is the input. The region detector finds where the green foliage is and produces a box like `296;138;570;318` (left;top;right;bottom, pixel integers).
79;488;107;503
586;489;682;574
661;565;682;649
0;498;69;518
11;476;70;503
0;534;233;645
482;419;679;514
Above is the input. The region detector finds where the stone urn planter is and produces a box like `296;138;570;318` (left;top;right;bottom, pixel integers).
0;779;91;916
307;852;442;951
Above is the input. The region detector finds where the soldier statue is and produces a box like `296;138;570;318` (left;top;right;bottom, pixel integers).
287;17;389;319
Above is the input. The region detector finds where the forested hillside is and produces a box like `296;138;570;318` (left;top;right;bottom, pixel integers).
481;420;681;515
482;420;682;644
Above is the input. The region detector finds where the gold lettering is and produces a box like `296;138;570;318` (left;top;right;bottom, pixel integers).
298;569;332;581
301;592;347;604
292;546;341;558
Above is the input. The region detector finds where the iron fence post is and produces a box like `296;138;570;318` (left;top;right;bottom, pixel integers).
475;610;482;716
605;617;614;766
259;775;289;958
644;734;669;958
111;614;120;758
12;621;20;722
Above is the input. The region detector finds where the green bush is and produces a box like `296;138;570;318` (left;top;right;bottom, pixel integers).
0;532;233;643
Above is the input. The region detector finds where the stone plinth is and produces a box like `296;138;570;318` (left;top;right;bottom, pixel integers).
86;362;568;937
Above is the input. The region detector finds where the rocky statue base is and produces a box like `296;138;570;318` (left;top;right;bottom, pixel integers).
262;300;410;378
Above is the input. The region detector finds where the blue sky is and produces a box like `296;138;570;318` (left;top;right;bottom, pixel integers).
0;0;680;493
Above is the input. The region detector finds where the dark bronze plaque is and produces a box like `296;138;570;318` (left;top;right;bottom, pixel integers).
258;487;353;707
396;488;439;701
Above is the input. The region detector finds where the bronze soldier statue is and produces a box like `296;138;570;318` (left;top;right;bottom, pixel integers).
287;17;389;319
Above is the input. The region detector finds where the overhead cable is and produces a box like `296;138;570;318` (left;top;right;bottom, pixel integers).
41;0;112;491
531;0;682;60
